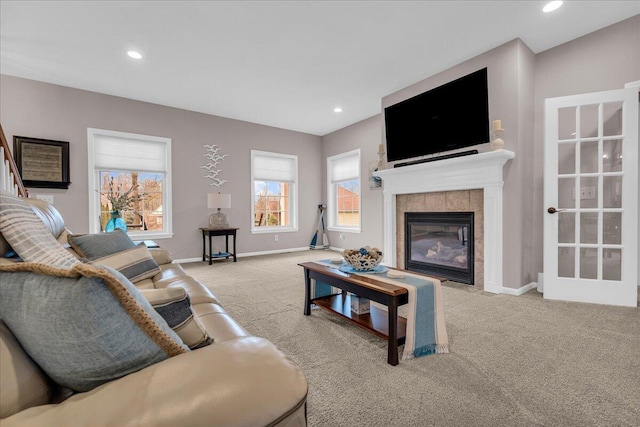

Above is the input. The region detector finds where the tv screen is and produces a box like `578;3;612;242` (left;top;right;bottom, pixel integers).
384;68;489;162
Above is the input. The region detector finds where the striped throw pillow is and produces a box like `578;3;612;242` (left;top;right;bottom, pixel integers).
140;287;213;350
0;192;79;268
90;245;161;283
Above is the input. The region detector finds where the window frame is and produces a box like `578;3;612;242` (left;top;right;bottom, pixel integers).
87;128;173;240
327;149;361;233
250;150;299;234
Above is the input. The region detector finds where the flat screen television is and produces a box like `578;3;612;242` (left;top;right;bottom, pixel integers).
384;68;490;163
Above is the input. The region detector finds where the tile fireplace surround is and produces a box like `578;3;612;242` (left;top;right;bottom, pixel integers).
374;150;515;294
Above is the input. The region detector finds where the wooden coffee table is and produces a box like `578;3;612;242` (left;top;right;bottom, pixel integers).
299;261;409;366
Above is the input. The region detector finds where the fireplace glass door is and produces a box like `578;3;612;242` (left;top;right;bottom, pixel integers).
405;212;474;284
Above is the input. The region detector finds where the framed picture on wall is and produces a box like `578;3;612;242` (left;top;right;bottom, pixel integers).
13;136;71;189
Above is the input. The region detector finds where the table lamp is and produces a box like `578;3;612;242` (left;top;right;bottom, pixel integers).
208;193;231;229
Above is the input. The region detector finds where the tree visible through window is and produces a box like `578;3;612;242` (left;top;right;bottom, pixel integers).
99;171;164;232
253;181;290;227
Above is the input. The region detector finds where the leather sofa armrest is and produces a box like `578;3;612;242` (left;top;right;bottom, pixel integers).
1;337;308;427
148;248;173;265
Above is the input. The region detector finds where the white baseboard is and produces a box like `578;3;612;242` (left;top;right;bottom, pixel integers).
501;282;538;296
176;246;339;264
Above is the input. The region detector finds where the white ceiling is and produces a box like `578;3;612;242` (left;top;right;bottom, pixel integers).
1;1;638;136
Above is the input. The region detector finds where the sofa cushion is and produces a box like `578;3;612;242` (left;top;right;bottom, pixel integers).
68;229;136;259
140;288;213;349
0;262;188;392
90;245;161;283
0;192;79;268
0;321;53;418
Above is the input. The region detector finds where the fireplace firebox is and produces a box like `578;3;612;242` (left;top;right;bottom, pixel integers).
405;212;474;285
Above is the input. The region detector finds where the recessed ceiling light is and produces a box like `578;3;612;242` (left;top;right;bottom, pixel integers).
333;107;343;113
543;1;563;13
127;50;142;59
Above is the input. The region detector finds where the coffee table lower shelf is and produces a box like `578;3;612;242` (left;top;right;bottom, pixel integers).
312;294;407;344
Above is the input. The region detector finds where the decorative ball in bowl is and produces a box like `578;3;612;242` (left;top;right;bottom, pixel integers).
342;247;383;271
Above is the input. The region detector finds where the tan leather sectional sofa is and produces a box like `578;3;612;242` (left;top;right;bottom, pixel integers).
0;197;308;426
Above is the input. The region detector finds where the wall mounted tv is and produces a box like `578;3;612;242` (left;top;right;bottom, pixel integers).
384;68;490;163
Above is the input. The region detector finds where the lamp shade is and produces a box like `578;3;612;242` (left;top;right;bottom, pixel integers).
208;193;231;209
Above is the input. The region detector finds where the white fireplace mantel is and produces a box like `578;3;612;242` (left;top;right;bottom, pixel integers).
373;149;515;294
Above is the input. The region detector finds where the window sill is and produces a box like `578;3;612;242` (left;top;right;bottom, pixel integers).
251;227;298;234
126;232;173;240
327;227;361;233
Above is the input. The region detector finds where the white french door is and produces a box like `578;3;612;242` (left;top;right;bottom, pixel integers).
543;87;638;307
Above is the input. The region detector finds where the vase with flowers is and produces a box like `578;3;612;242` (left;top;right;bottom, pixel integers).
103;177;146;233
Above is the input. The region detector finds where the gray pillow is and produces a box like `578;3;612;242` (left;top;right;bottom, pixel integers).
68;229;136;259
0;262;189;392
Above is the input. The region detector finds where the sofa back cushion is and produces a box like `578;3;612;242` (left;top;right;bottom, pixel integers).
0;262;189;392
0;192;79;268
22;198;67;240
0;321;53;419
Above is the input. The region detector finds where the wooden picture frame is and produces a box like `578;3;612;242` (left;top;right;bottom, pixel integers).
13;136;71;189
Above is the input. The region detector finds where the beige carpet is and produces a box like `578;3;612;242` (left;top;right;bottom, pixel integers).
183;250;640;427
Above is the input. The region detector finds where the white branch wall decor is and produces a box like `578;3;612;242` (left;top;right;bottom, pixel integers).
202;144;228;187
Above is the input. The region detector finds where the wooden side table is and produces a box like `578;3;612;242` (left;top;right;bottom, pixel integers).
199;227;238;265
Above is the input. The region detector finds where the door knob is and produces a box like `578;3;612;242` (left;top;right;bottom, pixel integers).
547;207;564;214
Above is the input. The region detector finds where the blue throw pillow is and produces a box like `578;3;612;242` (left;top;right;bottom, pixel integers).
0;262;189;392
68;229;137;259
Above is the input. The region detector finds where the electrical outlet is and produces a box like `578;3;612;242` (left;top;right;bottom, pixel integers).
580;187;596;200
274;235;278;242
340;233;345;241
35;194;54;204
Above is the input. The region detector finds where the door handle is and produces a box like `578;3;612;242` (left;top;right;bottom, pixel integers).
547;207;565;214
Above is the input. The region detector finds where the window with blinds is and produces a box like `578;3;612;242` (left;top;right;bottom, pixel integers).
87;128;172;239
327;149;361;231
251;150;298;233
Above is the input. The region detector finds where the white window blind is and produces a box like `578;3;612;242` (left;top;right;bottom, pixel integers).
94;135;168;173
330;152;359;182
253;153;295;182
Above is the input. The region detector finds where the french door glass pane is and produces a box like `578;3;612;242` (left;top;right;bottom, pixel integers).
603;176;622;208
558;247;575;278
558;142;576;174
558;212;575;244
558;178;576;209
603;140;623;172
579;176;598;209
580;104;599;138
602;212;621;245
558;107;576;140
603;102;623;136
580;248;598;279
579;213;598;244
580;141;599;173
602;249;622;281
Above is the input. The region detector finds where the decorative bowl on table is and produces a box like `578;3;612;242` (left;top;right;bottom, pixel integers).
342;247;383;271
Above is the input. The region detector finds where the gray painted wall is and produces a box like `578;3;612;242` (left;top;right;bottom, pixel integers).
0;75;322;260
